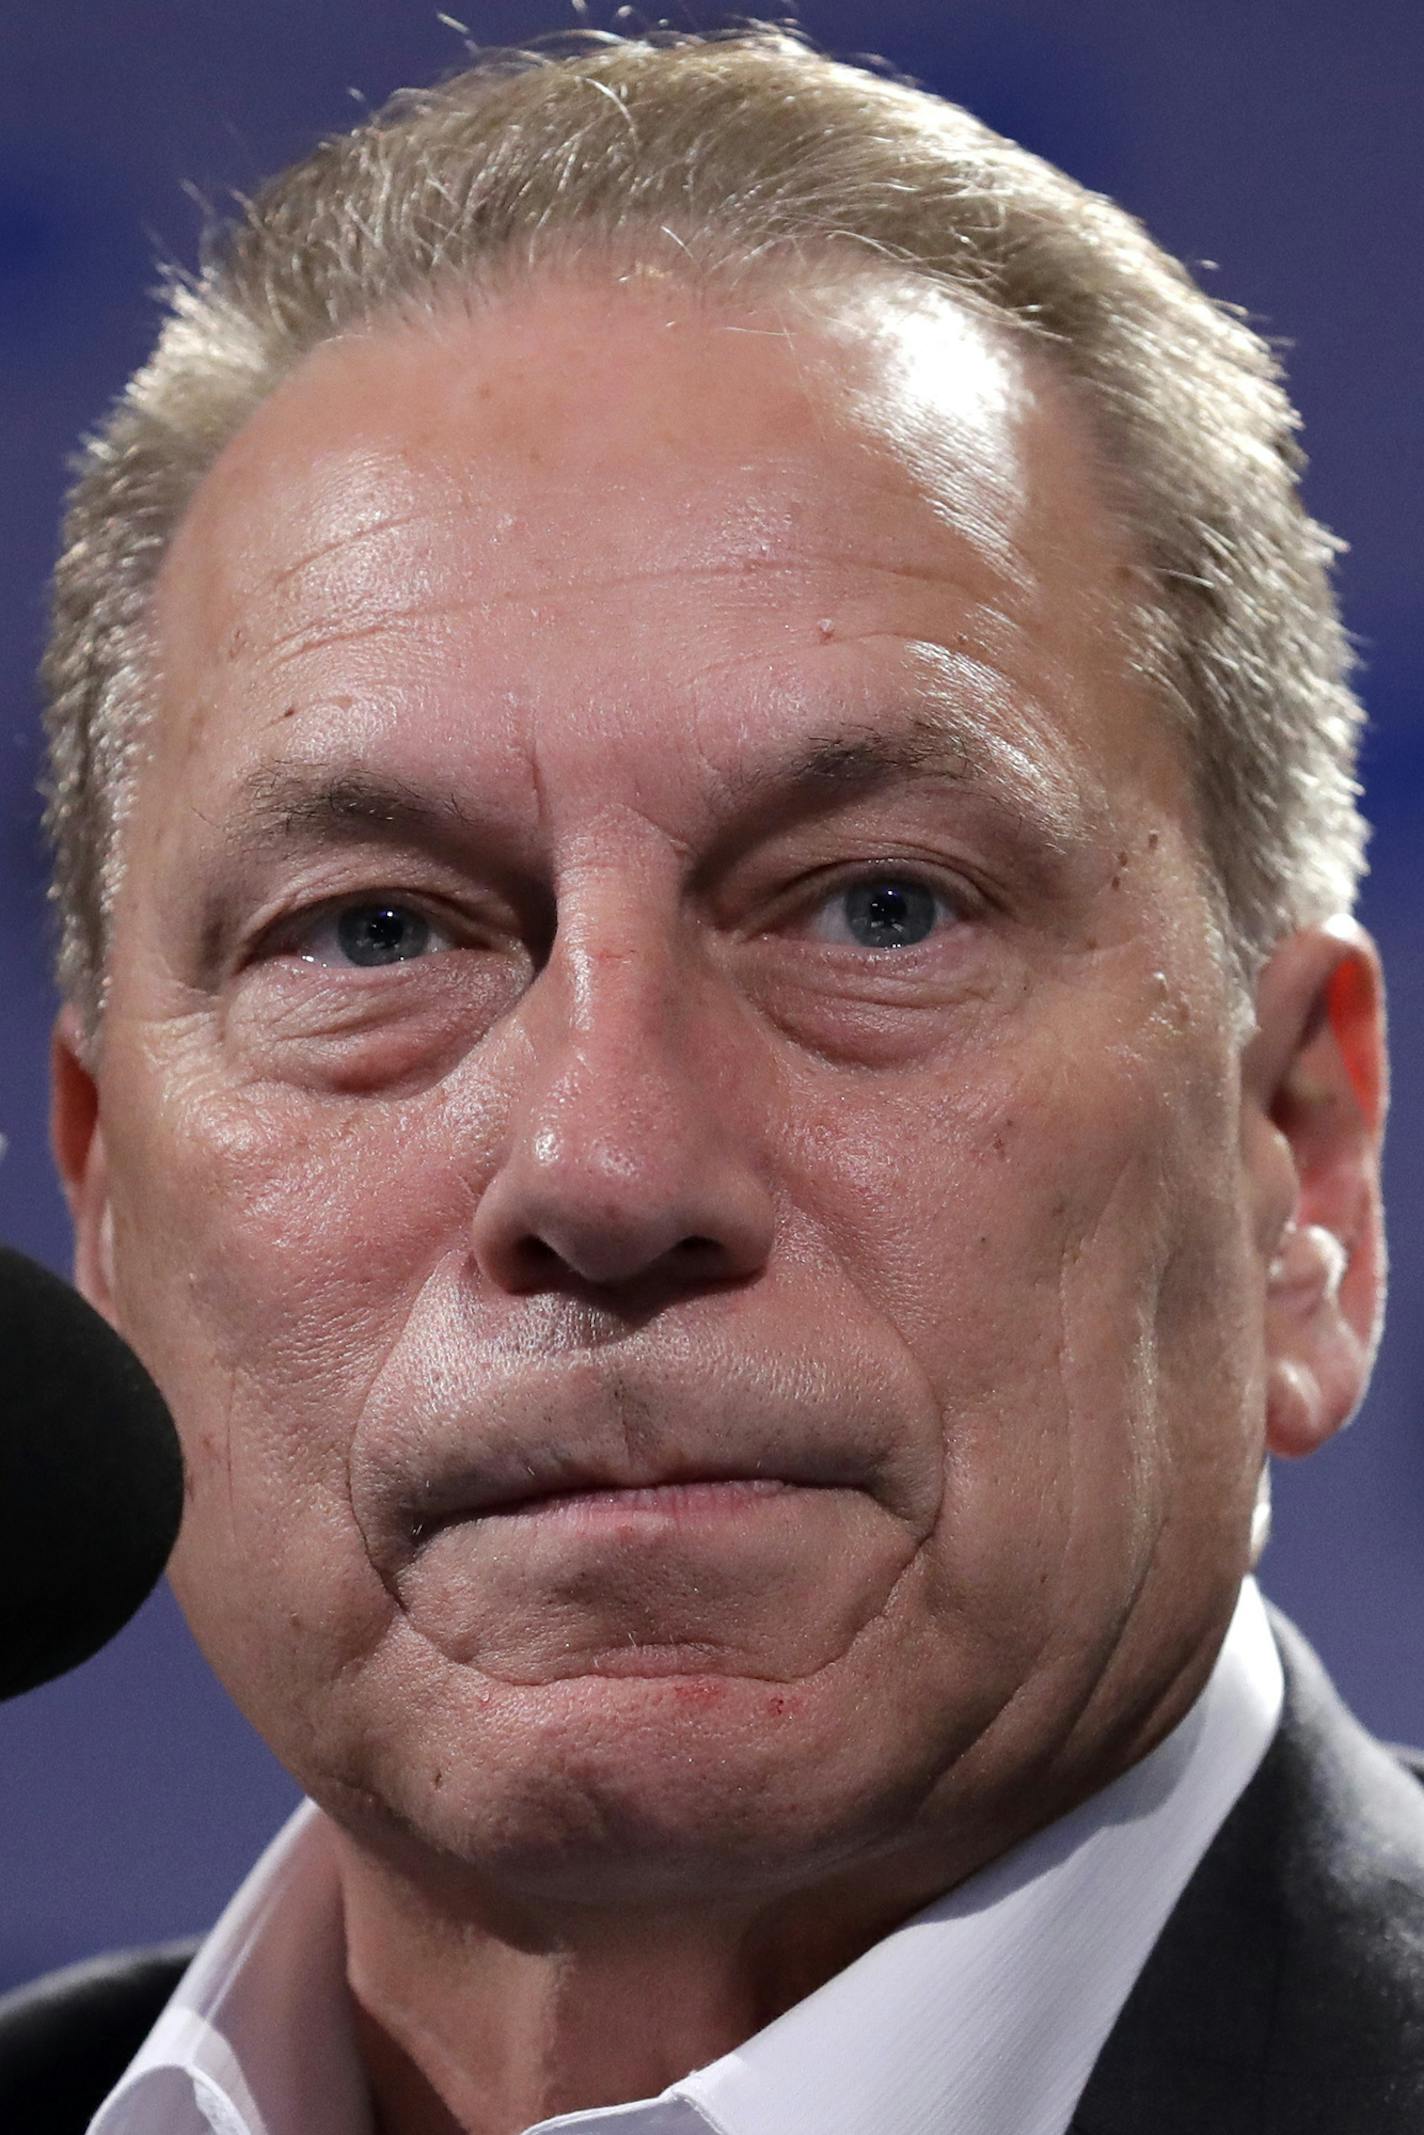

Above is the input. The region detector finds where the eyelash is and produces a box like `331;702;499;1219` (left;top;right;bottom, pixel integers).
782;863;979;944
259;863;977;971
262;893;466;967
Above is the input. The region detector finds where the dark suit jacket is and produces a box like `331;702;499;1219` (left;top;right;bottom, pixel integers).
4;1613;1423;2134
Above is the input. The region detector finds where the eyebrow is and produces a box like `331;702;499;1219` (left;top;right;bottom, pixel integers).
719;711;1055;825
210;706;1082;869
214;761;479;863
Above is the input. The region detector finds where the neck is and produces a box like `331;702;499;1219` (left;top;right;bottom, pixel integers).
337;1852;872;2135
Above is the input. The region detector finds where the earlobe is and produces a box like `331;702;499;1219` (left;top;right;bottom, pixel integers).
50;1004;118;1325
1248;922;1386;1463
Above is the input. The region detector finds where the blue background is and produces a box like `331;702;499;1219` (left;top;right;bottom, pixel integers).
2;1;1420;1991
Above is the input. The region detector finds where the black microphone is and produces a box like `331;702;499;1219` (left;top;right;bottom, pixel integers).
0;1246;184;1702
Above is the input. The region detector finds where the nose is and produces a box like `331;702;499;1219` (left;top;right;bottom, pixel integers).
468;928;775;1300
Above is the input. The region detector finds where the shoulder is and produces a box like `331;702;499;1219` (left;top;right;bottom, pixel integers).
0;1942;198;2135
1255;1614;1424;2084
1074;1609;1424;2134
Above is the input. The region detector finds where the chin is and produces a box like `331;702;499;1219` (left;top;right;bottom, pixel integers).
316;1659;949;1908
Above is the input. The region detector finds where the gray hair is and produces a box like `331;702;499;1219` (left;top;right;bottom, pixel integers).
42;26;1366;1044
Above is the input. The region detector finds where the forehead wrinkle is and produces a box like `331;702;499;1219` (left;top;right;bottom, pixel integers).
191;430;1029;679
255;548;1012;627
258;507;444;597
260;601;479;673
238;545;1025;684
205;435;1021;637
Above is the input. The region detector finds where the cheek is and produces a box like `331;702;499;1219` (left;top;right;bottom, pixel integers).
784;1017;1258;1623
110;1039;500;1360
105;1056;498;1680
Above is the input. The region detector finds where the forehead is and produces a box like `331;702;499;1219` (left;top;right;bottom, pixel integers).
146;271;1178;841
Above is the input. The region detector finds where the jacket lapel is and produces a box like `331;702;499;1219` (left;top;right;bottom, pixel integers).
1069;1609;1424;2135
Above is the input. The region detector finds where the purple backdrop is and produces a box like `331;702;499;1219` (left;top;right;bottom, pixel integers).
3;0;1421;1991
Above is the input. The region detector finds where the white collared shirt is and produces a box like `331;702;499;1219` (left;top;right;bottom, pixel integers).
91;1578;1283;2135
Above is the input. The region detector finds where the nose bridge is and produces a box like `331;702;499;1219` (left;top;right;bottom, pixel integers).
467;860;774;1293
554;885;692;1106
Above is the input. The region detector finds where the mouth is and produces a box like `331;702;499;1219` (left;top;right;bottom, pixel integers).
408;1467;844;1545
352;1334;931;1586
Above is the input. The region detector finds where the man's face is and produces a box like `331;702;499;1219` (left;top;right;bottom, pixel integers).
63;274;1289;1907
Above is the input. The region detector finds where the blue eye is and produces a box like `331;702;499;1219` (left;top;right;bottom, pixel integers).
816;876;949;949
294;901;438;968
842;879;939;948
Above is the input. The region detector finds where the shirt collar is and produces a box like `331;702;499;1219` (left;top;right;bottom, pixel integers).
669;1575;1282;2135
91;1797;372;2135
91;1578;1282;2135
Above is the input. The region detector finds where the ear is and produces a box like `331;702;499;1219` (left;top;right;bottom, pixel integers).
50;1003;118;1325
1242;918;1386;1461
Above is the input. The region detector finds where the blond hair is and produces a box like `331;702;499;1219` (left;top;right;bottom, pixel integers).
42;26;1366;1040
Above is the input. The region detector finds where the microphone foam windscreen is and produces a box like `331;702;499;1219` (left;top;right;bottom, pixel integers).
0;1247;185;1701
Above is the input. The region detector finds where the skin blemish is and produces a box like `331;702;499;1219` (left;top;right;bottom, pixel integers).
673;1682;727;1707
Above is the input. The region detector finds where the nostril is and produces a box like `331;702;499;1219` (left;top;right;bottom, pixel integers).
505;1228;732;1291
471;1149;775;1294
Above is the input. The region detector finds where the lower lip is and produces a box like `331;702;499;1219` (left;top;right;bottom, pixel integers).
459;1477;801;1529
